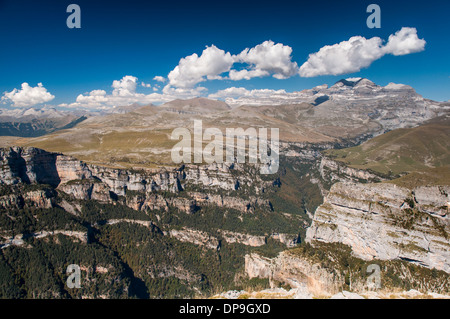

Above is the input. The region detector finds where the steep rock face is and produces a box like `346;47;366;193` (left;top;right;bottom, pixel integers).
126;193;170;212
306;182;450;272
57;181;95;201
1;147;61;186
105;219;155;229
0;189;56;209
414;186;450;217
244;246;450;297
23;190;55;209
270;233;300;248
1;147;266;214
0;148;231;196
167;227;219;250
184;163;259;193
245;252;343;295
1;230;88;249
319;157;385;185
89;165;182;196
219;231;266;247
188;192;272;213
55;155;92;183
165;228;298;249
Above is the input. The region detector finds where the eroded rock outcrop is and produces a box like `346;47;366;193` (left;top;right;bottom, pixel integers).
220;230;266;247
1;147;61;186
319;157;385;185
306;182;450;272
1;230;88;249
167;227;219;250
1;147;267;214
0;188;56;209
245;252;343;295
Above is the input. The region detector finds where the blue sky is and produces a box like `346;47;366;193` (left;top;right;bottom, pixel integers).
0;0;449;109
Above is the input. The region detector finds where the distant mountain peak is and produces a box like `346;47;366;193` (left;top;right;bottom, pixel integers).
332;77;375;88
384;82;414;91
332;78;359;88
354;78;377;87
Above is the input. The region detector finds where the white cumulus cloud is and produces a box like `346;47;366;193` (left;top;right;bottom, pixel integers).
62;75;207;110
112;75;139;97
233;40;299;80
208;87;253;99
299;27;426;77
208;86;306;106
73;90;109;108
299;36;385;77
162;85;207;98
383;27;426;56
209;87;290;100
165;41;299;91
2;82;55;107
167;45;234;88
55;29;426;109
229;69;270;81
153;76;166;83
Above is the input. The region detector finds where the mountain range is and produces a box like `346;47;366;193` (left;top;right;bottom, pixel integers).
0;78;448;299
0;107;87;138
4;78;447;170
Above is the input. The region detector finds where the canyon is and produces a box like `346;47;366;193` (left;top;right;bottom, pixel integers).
0;79;449;298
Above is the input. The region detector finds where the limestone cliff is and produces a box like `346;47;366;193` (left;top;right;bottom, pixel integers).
241;180;449;298
319;157;385;185
244;241;450;297
1;147;269;215
1;146;302;253
245;251;343;295
306;182;449;272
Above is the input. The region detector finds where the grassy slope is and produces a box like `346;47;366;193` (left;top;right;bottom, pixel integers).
17;128;178;169
324;117;450;186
